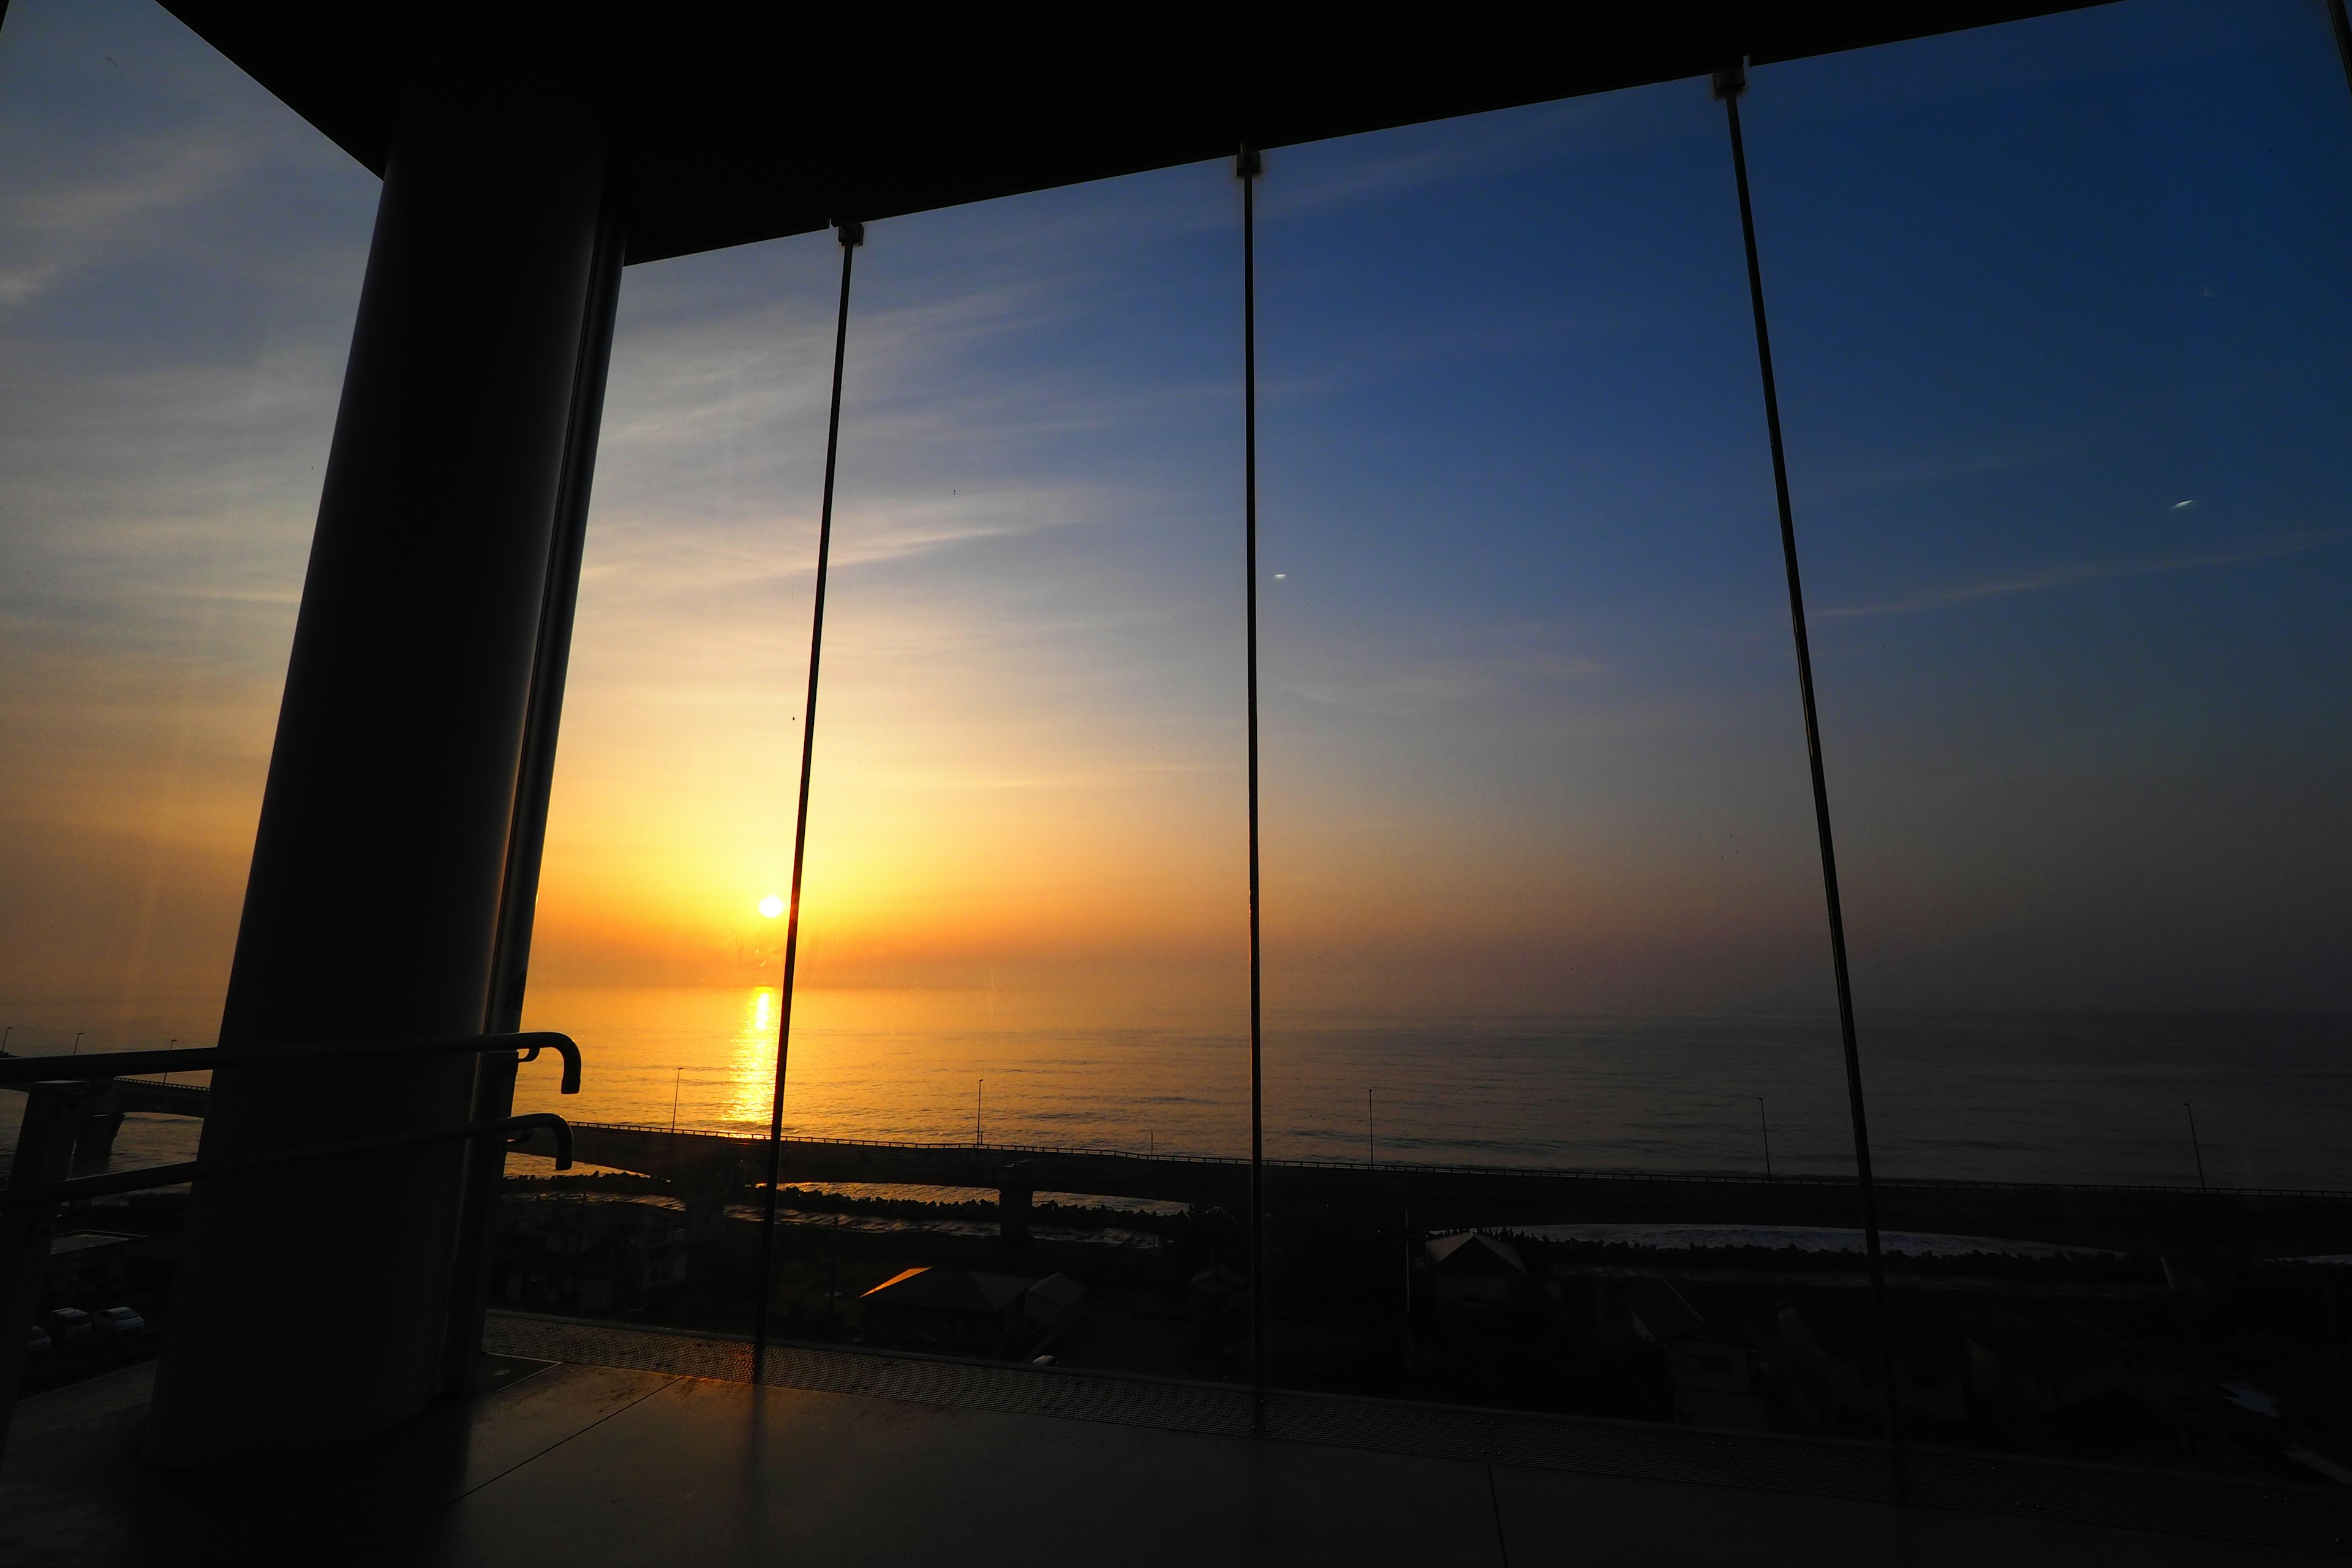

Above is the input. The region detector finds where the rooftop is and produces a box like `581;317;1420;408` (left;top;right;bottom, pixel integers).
862;1265;1033;1314
1427;1231;1527;1276
1967;1311;2130;1382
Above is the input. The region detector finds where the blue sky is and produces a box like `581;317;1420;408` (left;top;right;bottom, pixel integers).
1748;4;2352;1010
0;0;2347;1057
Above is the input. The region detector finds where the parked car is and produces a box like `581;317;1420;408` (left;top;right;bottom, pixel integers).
45;1307;92;1345
26;1323;51;1356
93;1306;145;1336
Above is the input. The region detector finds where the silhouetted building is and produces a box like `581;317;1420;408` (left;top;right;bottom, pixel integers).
860;1266;1032;1356
1964;1310;2132;1416
1023;1273;1088;1354
1625;1281;1769;1430
494;1197;689;1317
1962;1308;2313;1481
2012;1390;2276;1479
1778;1300;1967;1435
1425;1231;1527;1306
40;1232;134;1308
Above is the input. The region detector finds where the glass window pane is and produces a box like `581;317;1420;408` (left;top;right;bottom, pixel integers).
1253;81;1857;1421
0;0;373;1168
516;168;1256;1370
0;0;375;1398
1750;0;2352;1189
1747;0;2352;1463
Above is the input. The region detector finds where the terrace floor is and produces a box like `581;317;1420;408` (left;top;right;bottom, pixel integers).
5;1313;2349;1566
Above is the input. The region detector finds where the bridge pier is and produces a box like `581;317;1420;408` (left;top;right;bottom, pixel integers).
69;1095;125;1177
675;1153;745;1238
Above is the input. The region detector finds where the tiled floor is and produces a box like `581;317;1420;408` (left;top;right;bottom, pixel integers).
5;1347;2348;1566
486;1311;2352;1553
399;1370;2343;1567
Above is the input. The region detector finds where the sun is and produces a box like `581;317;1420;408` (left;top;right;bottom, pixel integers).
757;894;785;919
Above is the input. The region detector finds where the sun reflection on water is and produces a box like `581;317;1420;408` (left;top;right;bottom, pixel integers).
729;987;778;1128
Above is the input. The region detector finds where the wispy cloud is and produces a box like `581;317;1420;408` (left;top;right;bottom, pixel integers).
1819;530;2348;620
1792;442;2051;507
1279;620;1613;715
0;130;252;307
0;6;363;315
1257;89;1699;219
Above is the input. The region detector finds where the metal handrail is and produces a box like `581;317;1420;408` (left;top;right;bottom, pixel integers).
0;1031;585;1455
0;1111;574;1211
0;1030;582;1095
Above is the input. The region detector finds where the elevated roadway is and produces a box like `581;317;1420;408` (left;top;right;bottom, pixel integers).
0;1068;211;1175
108;1079;213;1118
559;1123;2352;1263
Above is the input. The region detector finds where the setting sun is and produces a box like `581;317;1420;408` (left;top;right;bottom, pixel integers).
757;894;785;919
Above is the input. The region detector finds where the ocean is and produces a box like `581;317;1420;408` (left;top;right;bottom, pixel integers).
8;987;2350;1193
510;987;2352;1191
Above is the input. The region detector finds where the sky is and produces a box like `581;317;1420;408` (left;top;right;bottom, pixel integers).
1;0;2349;1059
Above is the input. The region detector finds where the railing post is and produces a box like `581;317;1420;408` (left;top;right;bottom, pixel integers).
0;1082;100;1455
441;1047;520;1397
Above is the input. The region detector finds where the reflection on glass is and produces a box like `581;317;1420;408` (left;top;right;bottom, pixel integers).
0;0;375;1385
0;0;371;1071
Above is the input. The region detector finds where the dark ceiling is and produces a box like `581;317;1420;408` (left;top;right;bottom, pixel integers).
157;2;2113;265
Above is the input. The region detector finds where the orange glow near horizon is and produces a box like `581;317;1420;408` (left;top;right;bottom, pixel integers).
519;606;1272;995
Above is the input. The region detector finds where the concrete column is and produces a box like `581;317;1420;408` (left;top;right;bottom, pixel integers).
146;43;608;1465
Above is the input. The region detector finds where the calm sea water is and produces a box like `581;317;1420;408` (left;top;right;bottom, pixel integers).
507;986;2352;1191
7;987;2349;1191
